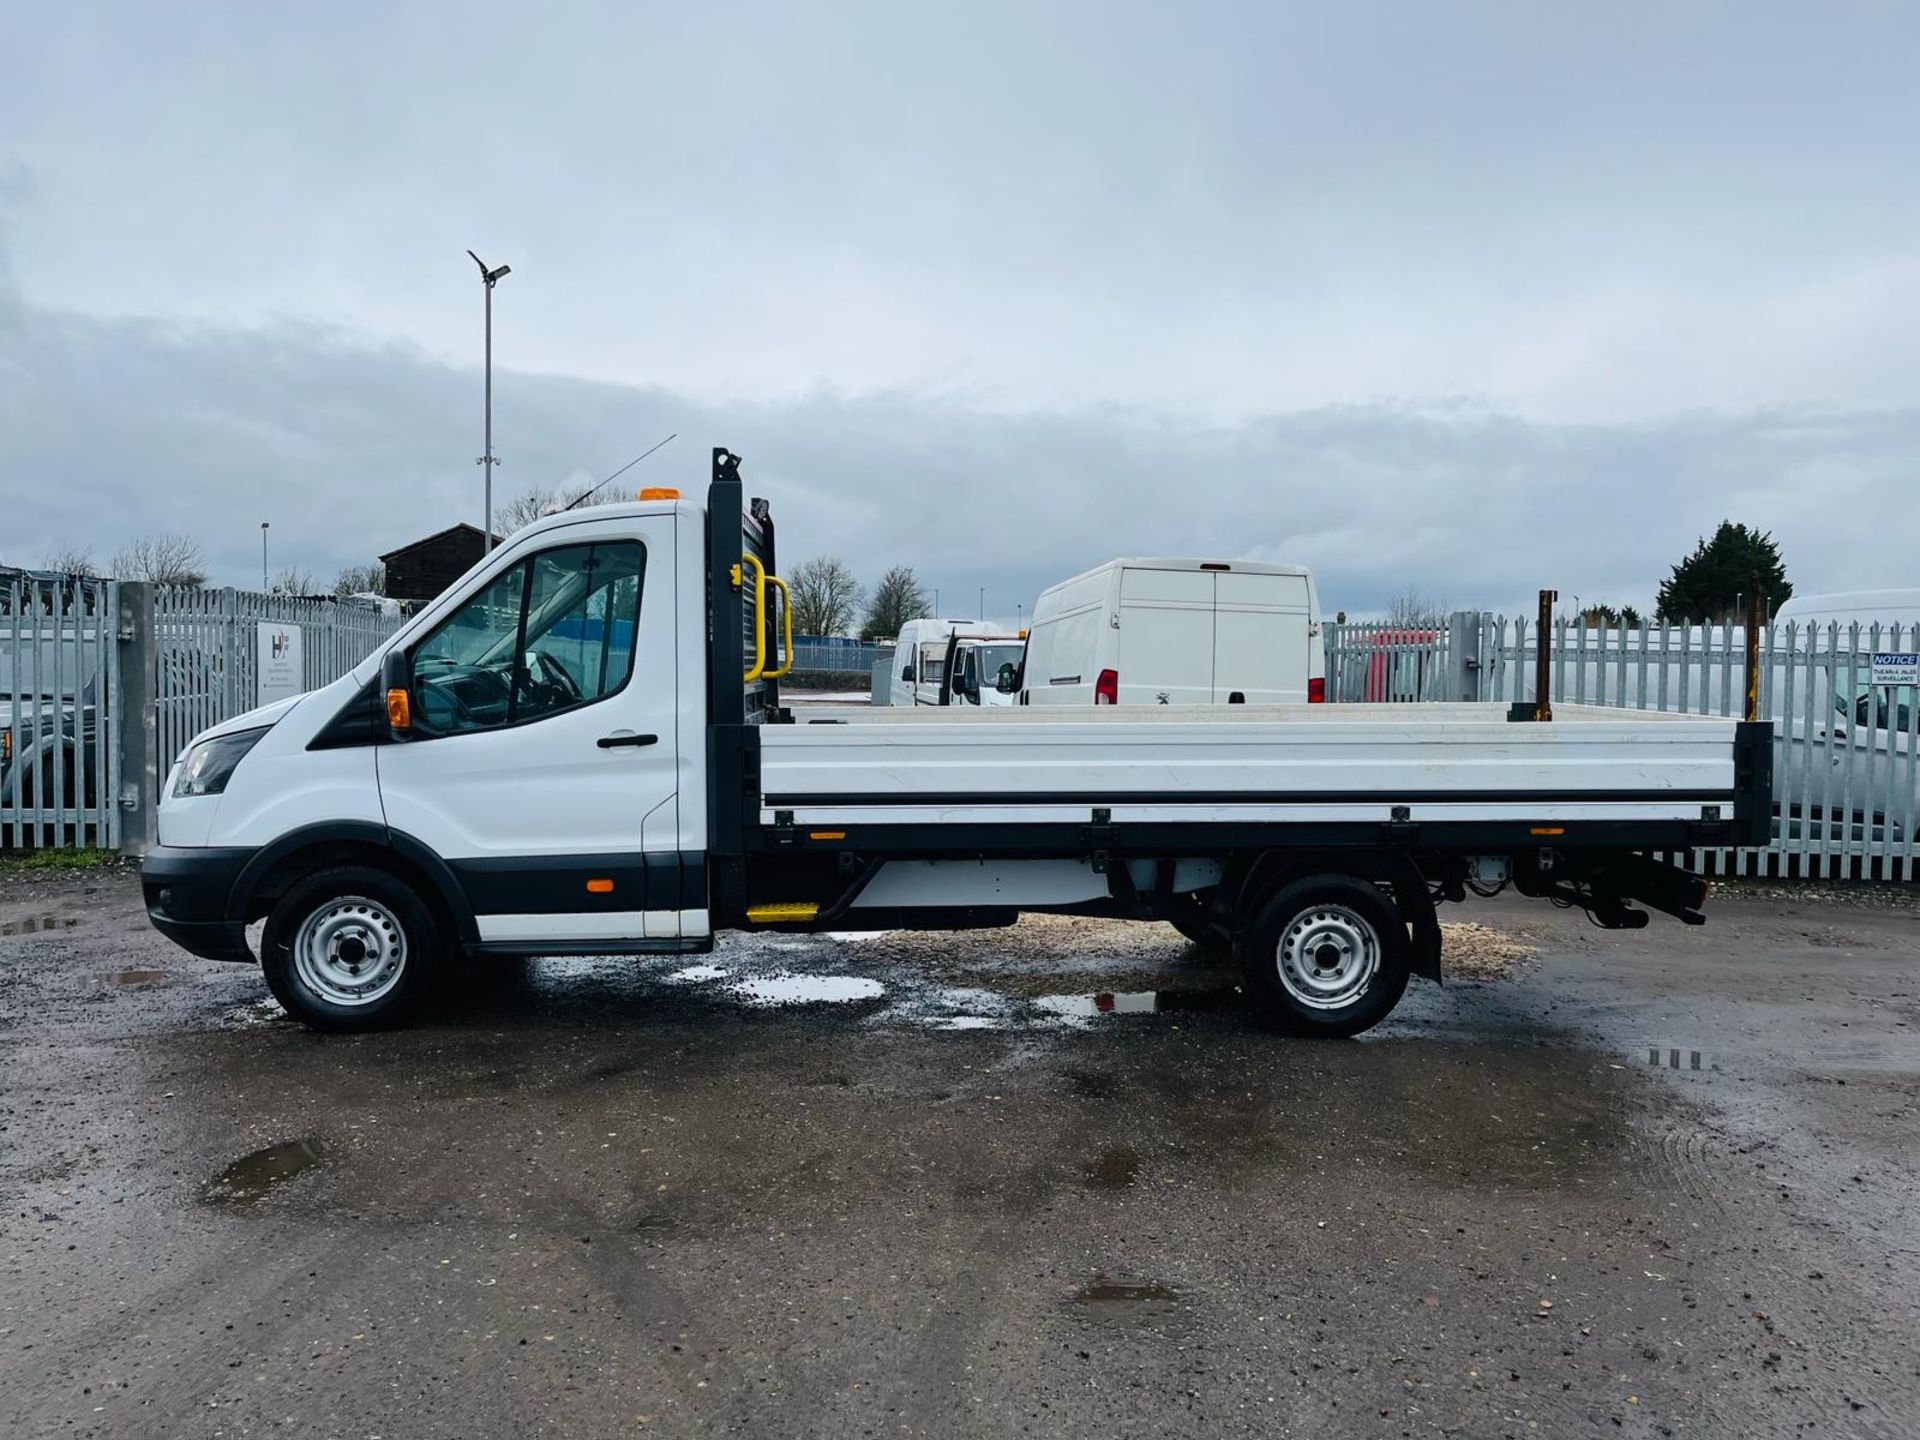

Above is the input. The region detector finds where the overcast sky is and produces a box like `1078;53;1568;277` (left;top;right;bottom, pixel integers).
3;1;1916;619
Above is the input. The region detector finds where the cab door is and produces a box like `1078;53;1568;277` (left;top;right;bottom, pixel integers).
376;514;701;946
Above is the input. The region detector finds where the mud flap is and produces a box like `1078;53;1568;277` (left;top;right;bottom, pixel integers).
1390;872;1443;984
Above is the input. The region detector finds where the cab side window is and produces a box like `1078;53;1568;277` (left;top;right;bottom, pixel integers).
409;541;645;736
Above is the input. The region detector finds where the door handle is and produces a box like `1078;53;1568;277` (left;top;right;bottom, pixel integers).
597;732;659;749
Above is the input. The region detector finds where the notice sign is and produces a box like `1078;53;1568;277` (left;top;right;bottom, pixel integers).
257;621;304;703
1870;652;1918;687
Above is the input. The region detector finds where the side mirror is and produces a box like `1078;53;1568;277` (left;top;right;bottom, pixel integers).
381;648;415;741
901;664;915;683
952;671;967;694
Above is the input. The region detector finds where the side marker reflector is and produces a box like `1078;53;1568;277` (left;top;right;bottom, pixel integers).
808;830;847;841
746;901;821;923
586;878;614;894
1530;826;1566;836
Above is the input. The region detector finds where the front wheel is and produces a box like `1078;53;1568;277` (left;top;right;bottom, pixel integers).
1241;875;1410;1037
260;866;442;1031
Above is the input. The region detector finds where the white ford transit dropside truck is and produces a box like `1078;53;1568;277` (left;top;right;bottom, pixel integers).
142;450;1771;1036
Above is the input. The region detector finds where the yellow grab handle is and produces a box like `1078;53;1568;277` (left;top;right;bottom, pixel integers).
766;573;794;679
740;553;769;681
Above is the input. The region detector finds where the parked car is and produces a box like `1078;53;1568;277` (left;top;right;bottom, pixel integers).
1020;558;1323;706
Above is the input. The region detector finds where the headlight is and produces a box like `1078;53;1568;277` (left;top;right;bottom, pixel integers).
173;728;269;798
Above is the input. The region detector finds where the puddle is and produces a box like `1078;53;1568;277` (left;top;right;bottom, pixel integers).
1031;989;1238;1025
666;964;728;983
1071;1276;1182;1320
1083;1143;1141;1189
729;973;886;1007
99;969;171;986
0;916;78;936
206;1139;322;1203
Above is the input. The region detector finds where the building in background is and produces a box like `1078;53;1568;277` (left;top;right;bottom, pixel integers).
379;524;500;604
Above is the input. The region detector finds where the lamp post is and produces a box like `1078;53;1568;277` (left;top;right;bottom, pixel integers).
261;522;269;591
978;587;984;621
467;250;512;550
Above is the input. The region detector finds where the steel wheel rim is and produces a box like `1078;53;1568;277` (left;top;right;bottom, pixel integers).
291;895;407;1007
1276;904;1379;1010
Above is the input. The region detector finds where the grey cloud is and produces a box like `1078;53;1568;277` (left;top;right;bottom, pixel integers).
4;288;1914;621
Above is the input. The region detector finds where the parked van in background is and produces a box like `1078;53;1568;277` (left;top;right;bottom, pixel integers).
887;619;1007;706
940;635;1025;707
1021;558;1322;706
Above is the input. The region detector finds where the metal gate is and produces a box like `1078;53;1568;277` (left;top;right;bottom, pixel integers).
153;588;403;802
1;571;119;849
1329;613;1920;881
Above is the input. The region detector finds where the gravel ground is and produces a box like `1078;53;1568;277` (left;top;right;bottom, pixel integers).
2;866;1918;1438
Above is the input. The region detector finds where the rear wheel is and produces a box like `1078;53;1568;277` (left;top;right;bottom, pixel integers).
261;865;442;1031
1241;875;1409;1037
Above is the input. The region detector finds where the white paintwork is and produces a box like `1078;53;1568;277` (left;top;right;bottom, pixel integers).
375;512;681;879
477;908;710;943
1022;557;1322;707
759;703;1738;812
159;672;384;849
1775;590;1920;628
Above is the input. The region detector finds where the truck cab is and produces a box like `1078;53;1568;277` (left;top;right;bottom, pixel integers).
939;635;1025;707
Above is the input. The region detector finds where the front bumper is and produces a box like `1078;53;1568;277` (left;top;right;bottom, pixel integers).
141;844;258;963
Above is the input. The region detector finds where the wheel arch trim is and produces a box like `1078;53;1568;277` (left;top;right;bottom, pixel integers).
226;822;480;944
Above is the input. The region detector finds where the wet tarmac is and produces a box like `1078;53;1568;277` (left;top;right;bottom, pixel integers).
2;864;1918;1437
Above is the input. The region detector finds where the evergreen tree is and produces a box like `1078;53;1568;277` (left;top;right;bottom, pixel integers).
1655;522;1791;623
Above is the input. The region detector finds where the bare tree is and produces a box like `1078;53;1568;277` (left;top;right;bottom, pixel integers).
270;567;317;597
40;544;97;576
112;533;207;586
334;563;386;597
787;556;864;637
861;565;931;641
499;480;624;534
1382;587;1446;630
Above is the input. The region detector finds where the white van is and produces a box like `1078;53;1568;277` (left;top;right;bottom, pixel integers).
1021;558;1322;706
888;619;1005;707
1774;590;1920;634
941;635;1025;707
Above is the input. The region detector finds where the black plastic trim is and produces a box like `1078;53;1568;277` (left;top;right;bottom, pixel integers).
141;845;258;963
307;676;385;750
447;851;709;916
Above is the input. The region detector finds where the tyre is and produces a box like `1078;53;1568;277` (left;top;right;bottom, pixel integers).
1164;890;1231;951
1240;875;1410;1037
260;865;442;1031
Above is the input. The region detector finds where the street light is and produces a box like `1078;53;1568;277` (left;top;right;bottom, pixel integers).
467;250;512;550
261;522;269;591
